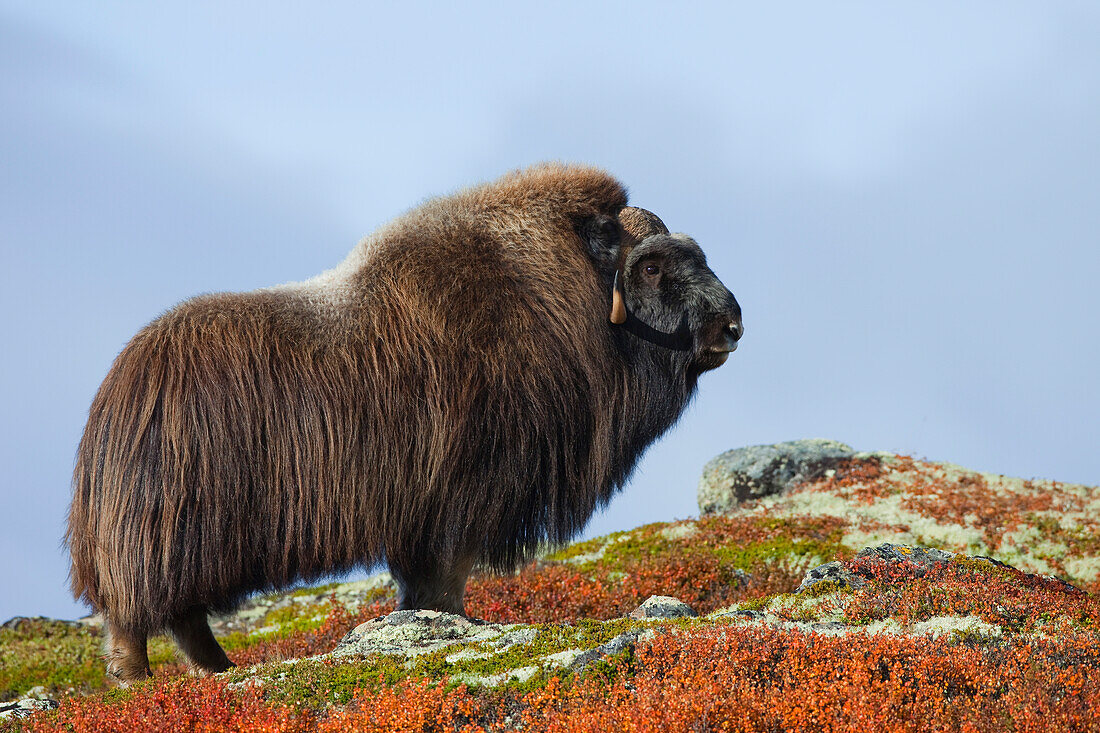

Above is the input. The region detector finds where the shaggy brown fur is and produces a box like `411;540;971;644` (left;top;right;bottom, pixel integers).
67;163;742;680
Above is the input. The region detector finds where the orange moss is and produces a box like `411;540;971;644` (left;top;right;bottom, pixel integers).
229;600;398;669
833;556;1100;632
17;612;1100;733
20;676;305;733
16;453;1098;731
467;513;847;623
802;456;1100;591
316;680;489;733
521;625;1100;732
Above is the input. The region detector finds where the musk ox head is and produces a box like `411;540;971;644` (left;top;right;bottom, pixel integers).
597;206;743;375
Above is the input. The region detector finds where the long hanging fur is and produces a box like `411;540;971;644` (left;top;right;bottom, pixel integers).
66;163;738;640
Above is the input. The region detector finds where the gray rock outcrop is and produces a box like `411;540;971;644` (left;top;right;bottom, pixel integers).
0;693;59;721
698;439;856;514
332;609;511;659
628;595;698;620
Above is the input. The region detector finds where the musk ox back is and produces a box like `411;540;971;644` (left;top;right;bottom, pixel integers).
67;163;743;681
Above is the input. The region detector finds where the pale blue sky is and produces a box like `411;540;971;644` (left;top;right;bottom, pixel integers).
2;1;1098;622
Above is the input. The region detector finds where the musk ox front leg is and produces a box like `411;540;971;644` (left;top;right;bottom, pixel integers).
390;555;475;616
168;606;235;675
103;619;152;683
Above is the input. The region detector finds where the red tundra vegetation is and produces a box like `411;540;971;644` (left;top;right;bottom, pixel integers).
21;623;1100;732
7;453;1098;731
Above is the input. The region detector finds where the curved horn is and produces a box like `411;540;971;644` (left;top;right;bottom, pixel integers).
617;206;669;247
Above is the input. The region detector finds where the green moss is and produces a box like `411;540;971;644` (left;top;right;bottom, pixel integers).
265;604;319;627
249;617;653;704
289;582;341;598
948;556;1018;582
0;620;105;701
147;637;178;667
951;627;1003;646
801;579;852;598
581;647;634;685
545;534;618;562
736;594;774;612
251;656;409;706
708;536;837;572
219;602;330;652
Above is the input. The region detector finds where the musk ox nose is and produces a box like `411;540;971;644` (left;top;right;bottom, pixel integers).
716;319;743;353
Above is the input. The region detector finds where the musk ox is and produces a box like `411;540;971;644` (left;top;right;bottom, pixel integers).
67;163;743;681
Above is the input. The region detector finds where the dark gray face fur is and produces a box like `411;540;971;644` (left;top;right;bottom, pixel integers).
623;233;743;372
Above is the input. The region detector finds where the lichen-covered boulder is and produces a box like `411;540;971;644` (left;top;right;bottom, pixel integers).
332;609;511;659
698;439;856;514
629;596;698;620
0;693;59;721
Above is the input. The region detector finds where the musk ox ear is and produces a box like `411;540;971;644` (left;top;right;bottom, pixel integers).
576;214;623;272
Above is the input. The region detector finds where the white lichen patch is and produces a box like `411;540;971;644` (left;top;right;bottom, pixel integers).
1062;556;1100;585
488;628;540;650
863;619;906;636
543;648;586;667
760;592;849;624
444;648;495;664
765;489;990;554
660;523;698;541
911;615;1002;640
835;526;920;554
453;666;539;688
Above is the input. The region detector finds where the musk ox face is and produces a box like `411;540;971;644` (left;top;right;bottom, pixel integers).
597;206;743;375
619;233;743;372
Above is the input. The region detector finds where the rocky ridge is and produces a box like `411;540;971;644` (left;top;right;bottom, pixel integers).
2;440;1097;731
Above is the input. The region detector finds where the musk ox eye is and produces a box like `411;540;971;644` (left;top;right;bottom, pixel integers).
644;264;660;276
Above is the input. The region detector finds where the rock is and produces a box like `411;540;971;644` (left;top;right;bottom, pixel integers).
76;614;103;628
24;686;49;699
795;561;867;594
798;543;958;594
0;697;60;721
628;596;698;620
1;616;83;631
321;609;671;687
570;629;654;675
698;439;856;514
853;543;957;568
332;609;509;658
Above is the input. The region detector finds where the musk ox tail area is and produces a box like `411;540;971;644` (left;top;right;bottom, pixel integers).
67;291;380;677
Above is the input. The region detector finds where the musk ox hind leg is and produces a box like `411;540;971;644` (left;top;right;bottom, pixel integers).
103;619;152;683
167;606;235;675
390;555;476;616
